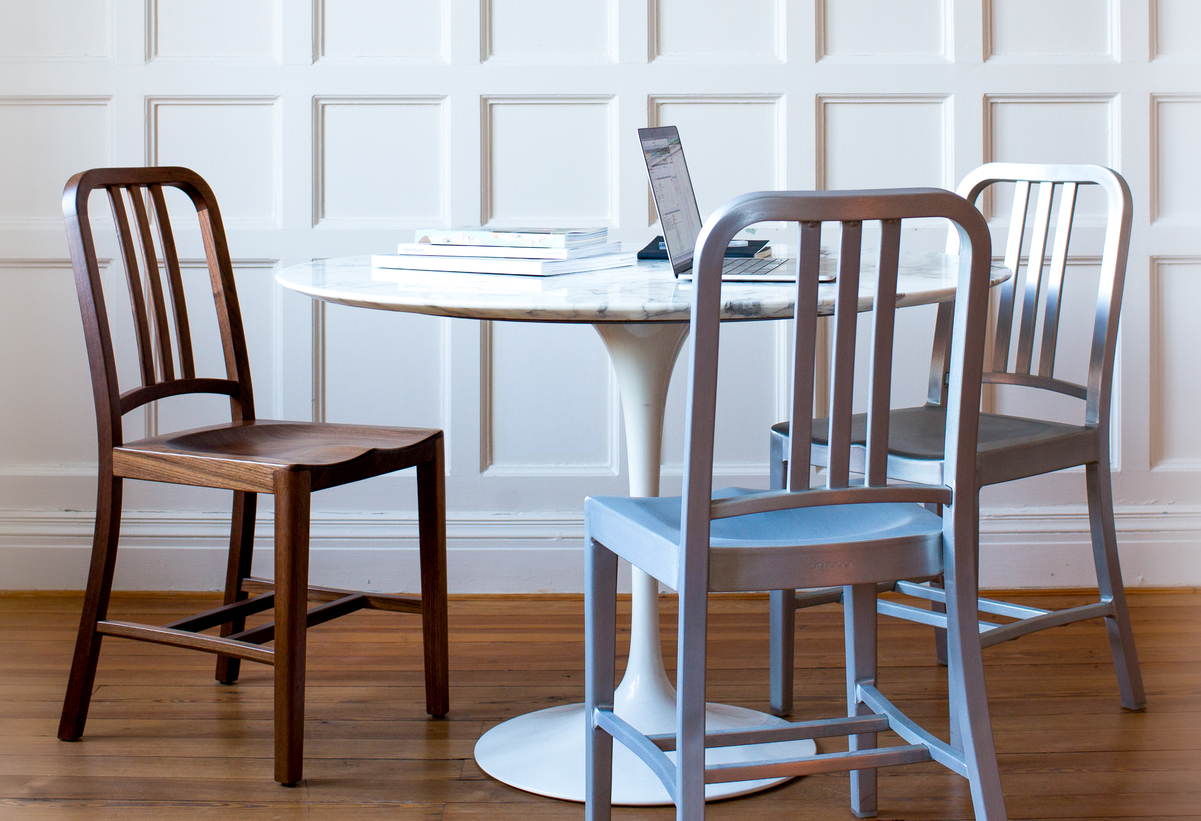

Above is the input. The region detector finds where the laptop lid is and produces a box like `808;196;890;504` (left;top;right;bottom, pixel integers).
638;126;706;276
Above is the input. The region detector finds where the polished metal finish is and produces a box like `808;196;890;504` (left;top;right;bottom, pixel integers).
767;163;1144;716
585;188;1006;820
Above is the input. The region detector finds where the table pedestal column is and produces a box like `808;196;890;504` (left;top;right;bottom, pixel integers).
472;323;813;805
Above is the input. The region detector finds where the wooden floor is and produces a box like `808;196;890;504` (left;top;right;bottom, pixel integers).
1;590;1197;820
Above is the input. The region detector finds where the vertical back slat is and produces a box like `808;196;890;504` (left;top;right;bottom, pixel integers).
992;180;1030;373
127;185;176;382
826;220;863;489
149;184;196;379
1014;181;1055;375
787;221;823;492
1038;182;1077;379
108;186;156;387
865;219;901;486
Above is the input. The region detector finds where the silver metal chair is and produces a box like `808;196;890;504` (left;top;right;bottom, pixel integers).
584;188;1005;821
767;163;1144;718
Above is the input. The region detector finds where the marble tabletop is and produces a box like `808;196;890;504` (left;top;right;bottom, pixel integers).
275;254;1008;324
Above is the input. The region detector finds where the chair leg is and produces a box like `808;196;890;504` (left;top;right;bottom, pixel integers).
216;490;257;685
273;470;311;786
59;475;123;742
675;580;708;821
943;502;1007;821
767;436;795;717
417;437;449;718
584;536;618;821
1085;461;1146;711
845;583;878;818
769;589;795;716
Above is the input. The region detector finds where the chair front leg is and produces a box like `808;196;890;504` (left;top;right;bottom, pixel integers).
417;437;449;718
768;433;796;716
273;470;311;786
1085;460;1145;711
217;490;257;685
59;474;123;741
584;536;618;821
845;583;878;818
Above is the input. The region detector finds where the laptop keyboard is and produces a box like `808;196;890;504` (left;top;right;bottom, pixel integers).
721;257;787;276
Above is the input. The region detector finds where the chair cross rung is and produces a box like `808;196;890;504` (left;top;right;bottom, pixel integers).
229;594;368;645
647;714;890;751
96;620;275;665
163;591;276;632
242;576;423;614
704;744;931;784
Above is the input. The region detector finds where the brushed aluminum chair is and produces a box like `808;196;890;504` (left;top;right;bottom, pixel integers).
584;188;1005;820
767;163;1144;717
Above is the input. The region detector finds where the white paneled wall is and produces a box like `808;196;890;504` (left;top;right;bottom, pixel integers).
0;0;1198;592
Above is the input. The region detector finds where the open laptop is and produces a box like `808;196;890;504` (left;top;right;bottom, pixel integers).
639;126;810;282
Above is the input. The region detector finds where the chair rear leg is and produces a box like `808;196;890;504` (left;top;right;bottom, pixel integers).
845;584;878;818
1085;462;1146;711
59;476;123;741
417;438;449;718
944;506;1007;821
584;536;618;821
216;490;257;685
768;437;796;716
273;471;311;786
769;589;795;716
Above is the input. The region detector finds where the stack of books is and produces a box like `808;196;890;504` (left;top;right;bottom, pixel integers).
371;227;634;277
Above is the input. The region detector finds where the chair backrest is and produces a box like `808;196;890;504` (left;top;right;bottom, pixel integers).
940;163;1132;429
63;167;255;452
678;189;993;582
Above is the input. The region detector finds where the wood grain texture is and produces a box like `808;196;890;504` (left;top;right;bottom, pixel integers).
2;590;1196;820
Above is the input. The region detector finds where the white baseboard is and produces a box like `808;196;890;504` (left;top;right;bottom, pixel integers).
0;506;1198;592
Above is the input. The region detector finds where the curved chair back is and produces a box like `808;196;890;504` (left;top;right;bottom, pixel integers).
63;167;256;453
943;163;1132;429
679;189;994;582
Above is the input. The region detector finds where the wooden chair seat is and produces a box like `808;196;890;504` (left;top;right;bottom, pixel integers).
115;420;442;493
58;166;449;787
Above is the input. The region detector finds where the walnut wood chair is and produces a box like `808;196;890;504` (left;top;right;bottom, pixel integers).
58;166;449;785
585;189;1006;820
767;163;1144;718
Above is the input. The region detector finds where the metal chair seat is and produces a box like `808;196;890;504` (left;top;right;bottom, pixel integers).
587;488;944;593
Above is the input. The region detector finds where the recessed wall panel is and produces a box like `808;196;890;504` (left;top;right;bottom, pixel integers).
662;322;779;472
0;263;96;463
486;323;612;472
822;0;945;59
154;0;276;59
1151;260;1201;469
484;98;612;224
1153;98;1201;221
0;0;109;58
987;97;1113;217
0;99;109;221
821;97;947;189
150;99;279;224
317;98;444;225
655;0;780;60
489;0;610;59
323;308;444;430
320;0;443;59
989;0;1111;58
651;99;779;223
1155;0;1201;58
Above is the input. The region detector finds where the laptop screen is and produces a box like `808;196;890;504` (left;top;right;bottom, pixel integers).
638;126;705;275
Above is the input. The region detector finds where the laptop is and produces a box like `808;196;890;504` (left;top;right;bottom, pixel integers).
639;126;819;282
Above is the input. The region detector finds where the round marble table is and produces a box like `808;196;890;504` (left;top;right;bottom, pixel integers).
275;253;1004;806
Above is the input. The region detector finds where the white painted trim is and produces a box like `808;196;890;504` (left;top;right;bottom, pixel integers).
1;504;1198;592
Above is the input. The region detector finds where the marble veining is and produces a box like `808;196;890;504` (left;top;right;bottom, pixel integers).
276;255;1008;324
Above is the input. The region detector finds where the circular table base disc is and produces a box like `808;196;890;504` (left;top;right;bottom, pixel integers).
474;702;816;806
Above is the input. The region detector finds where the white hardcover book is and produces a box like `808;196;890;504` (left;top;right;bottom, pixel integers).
412;227;607;249
370;252;636;277
396;241;622;260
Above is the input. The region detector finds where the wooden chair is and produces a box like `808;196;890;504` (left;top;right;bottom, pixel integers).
585;189;1006;820
767;163;1144;717
58;166;449;785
